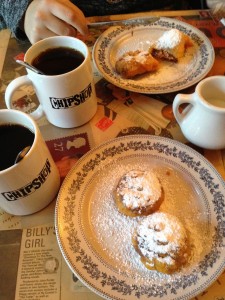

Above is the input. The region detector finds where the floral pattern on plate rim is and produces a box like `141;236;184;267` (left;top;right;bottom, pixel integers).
94;18;214;93
56;135;225;299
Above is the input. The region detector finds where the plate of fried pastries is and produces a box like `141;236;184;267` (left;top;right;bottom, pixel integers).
55;135;225;300
92;17;215;94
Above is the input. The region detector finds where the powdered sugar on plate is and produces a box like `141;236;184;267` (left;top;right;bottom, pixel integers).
93;17;215;93
110;27;198;86
56;135;225;299
81;157;213;285
116;169;162;211
135;212;188;270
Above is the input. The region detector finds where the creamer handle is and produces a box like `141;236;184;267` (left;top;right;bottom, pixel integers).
172;93;195;125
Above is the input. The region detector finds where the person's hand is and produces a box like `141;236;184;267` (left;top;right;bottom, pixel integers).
24;0;89;44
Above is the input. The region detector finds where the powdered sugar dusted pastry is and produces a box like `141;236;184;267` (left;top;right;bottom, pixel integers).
115;170;163;217
133;212;189;274
149;28;193;62
115;50;159;79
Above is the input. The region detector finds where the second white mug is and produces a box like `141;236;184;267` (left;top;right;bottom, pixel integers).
0;109;60;215
5;36;97;128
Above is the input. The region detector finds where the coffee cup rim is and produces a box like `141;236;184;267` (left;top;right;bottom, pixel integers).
24;36;89;78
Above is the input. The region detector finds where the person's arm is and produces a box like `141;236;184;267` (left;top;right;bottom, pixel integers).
0;0;32;41
24;0;88;44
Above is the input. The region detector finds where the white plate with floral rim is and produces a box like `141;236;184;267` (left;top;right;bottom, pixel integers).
55;135;225;300
92;17;215;94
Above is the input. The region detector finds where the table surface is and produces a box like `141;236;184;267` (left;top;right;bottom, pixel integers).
0;9;225;300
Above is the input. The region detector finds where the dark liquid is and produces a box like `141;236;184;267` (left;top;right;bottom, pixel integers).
32;47;85;75
0;124;35;171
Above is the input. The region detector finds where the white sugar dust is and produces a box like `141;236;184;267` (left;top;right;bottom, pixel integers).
83;157;213;286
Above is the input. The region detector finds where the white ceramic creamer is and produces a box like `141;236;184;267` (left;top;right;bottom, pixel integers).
173;76;225;149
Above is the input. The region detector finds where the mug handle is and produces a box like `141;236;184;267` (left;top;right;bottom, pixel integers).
172;93;195;125
5;75;44;120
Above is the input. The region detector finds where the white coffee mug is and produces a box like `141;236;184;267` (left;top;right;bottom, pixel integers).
5;36;97;128
0;109;60;215
173;76;225;149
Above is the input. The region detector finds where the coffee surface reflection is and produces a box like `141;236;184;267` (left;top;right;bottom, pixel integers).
32;47;85;75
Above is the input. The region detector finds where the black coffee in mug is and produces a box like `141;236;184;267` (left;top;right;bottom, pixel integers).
32;47;85;75
0;124;35;171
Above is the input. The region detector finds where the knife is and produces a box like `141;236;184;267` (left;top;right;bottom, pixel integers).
87;17;160;28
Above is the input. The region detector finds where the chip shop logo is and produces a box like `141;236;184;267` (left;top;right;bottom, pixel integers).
1;159;51;201
50;83;92;109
